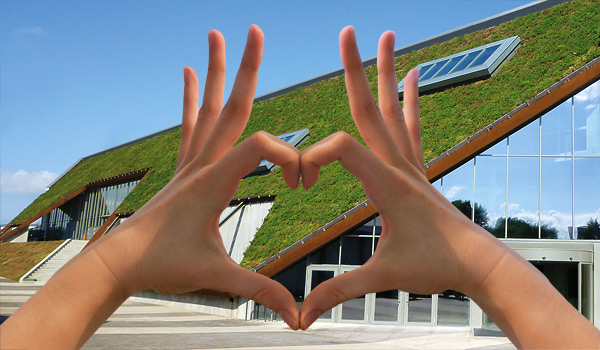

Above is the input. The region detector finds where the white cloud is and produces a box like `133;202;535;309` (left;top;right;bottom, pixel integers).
584;104;597;110
492;205;599;239
12;26;45;38
444;185;464;200
507;203;521;213
575;80;600;102
0;169;58;195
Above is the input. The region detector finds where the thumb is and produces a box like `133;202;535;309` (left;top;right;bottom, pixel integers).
222;264;300;330
299;263;380;330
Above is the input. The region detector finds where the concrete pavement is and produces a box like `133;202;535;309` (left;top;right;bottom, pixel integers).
0;278;514;349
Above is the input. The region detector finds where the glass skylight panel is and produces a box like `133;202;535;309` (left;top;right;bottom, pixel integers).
471;44;501;67
419;64;434;78
435;55;463;77
398;36;520;97
420;59;449;81
451;50;481;72
249;129;309;176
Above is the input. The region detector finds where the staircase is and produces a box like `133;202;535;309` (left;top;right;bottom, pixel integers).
22;240;88;283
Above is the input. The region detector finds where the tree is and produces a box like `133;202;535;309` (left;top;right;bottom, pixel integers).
451;199;489;228
578;218;600;240
487;217;558;239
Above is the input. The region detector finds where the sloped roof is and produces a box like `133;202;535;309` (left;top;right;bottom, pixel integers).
7;0;600;270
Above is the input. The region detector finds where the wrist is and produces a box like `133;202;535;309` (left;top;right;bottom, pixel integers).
452;223;512;300
90;224;145;296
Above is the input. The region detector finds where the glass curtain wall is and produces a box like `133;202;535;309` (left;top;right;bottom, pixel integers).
263;215;468;326
261;218;381;322
441;80;600;240
255;80;600;325
43;178;140;240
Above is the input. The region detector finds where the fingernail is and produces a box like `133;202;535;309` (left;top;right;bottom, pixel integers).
279;310;297;330
208;30;214;46
303;310;320;329
346;25;355;38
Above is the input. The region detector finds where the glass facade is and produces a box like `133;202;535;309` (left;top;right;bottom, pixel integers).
261;215;470;326
257;80;600;327
441;80;600;240
42;178;140;240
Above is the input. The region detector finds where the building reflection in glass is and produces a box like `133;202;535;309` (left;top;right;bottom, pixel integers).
442;80;600;240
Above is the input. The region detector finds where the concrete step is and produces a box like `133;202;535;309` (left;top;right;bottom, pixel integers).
38;263;67;269
21;240;90;282
29;274;54;278
29;272;57;277
42;261;71;265
58;249;84;254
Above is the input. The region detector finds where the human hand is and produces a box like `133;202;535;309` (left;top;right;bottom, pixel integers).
90;25;301;329
298;26;509;329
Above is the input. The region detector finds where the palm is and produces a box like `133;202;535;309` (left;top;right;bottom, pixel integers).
298;27;476;329
95;26;301;330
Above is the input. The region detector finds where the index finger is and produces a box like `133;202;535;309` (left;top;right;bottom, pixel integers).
339;26;403;166
198;25;264;167
202;132;300;210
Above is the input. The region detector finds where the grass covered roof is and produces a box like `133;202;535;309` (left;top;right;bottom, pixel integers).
11;0;600;268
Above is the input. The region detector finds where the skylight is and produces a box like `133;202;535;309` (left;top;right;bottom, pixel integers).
398;36;520;97
248;129;309;176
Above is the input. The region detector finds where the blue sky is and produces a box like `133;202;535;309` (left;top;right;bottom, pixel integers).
0;0;535;224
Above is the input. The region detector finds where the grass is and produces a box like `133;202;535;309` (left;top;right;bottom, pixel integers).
0;240;65;281
8;0;600;269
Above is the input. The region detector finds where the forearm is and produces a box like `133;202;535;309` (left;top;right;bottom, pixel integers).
467;239;600;349
0;244;131;349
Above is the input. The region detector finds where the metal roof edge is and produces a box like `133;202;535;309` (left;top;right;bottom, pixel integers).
51;0;564;190
253;0;567;103
47;124;181;188
252;199;372;272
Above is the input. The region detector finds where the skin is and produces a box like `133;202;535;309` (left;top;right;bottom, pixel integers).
0;25;301;349
1;25;599;349
298;26;600;349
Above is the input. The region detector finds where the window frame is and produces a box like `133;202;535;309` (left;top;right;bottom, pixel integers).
398;36;520;97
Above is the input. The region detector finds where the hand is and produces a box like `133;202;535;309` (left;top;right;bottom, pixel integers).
298;26;508;329
91;25;301;329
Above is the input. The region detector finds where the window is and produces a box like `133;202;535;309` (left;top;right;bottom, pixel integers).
398;36;520;97
438;80;600;240
41;178;141;240
248;129;309;176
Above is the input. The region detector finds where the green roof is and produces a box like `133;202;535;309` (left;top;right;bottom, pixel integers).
11;0;600;269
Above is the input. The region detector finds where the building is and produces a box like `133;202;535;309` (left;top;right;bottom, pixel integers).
2;0;599;332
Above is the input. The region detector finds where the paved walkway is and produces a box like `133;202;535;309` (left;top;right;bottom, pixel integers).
0;278;514;349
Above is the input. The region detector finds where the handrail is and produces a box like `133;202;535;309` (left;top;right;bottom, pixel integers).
19;239;72;282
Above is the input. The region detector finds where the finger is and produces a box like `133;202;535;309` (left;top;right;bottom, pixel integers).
403;68;425;170
221;263;299;330
198;25;264;166
205;132;300;207
339;26;402;166
377;32;421;169
300;264;381;330
180;30;227;171
300;132;392;194
176;67;200;172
